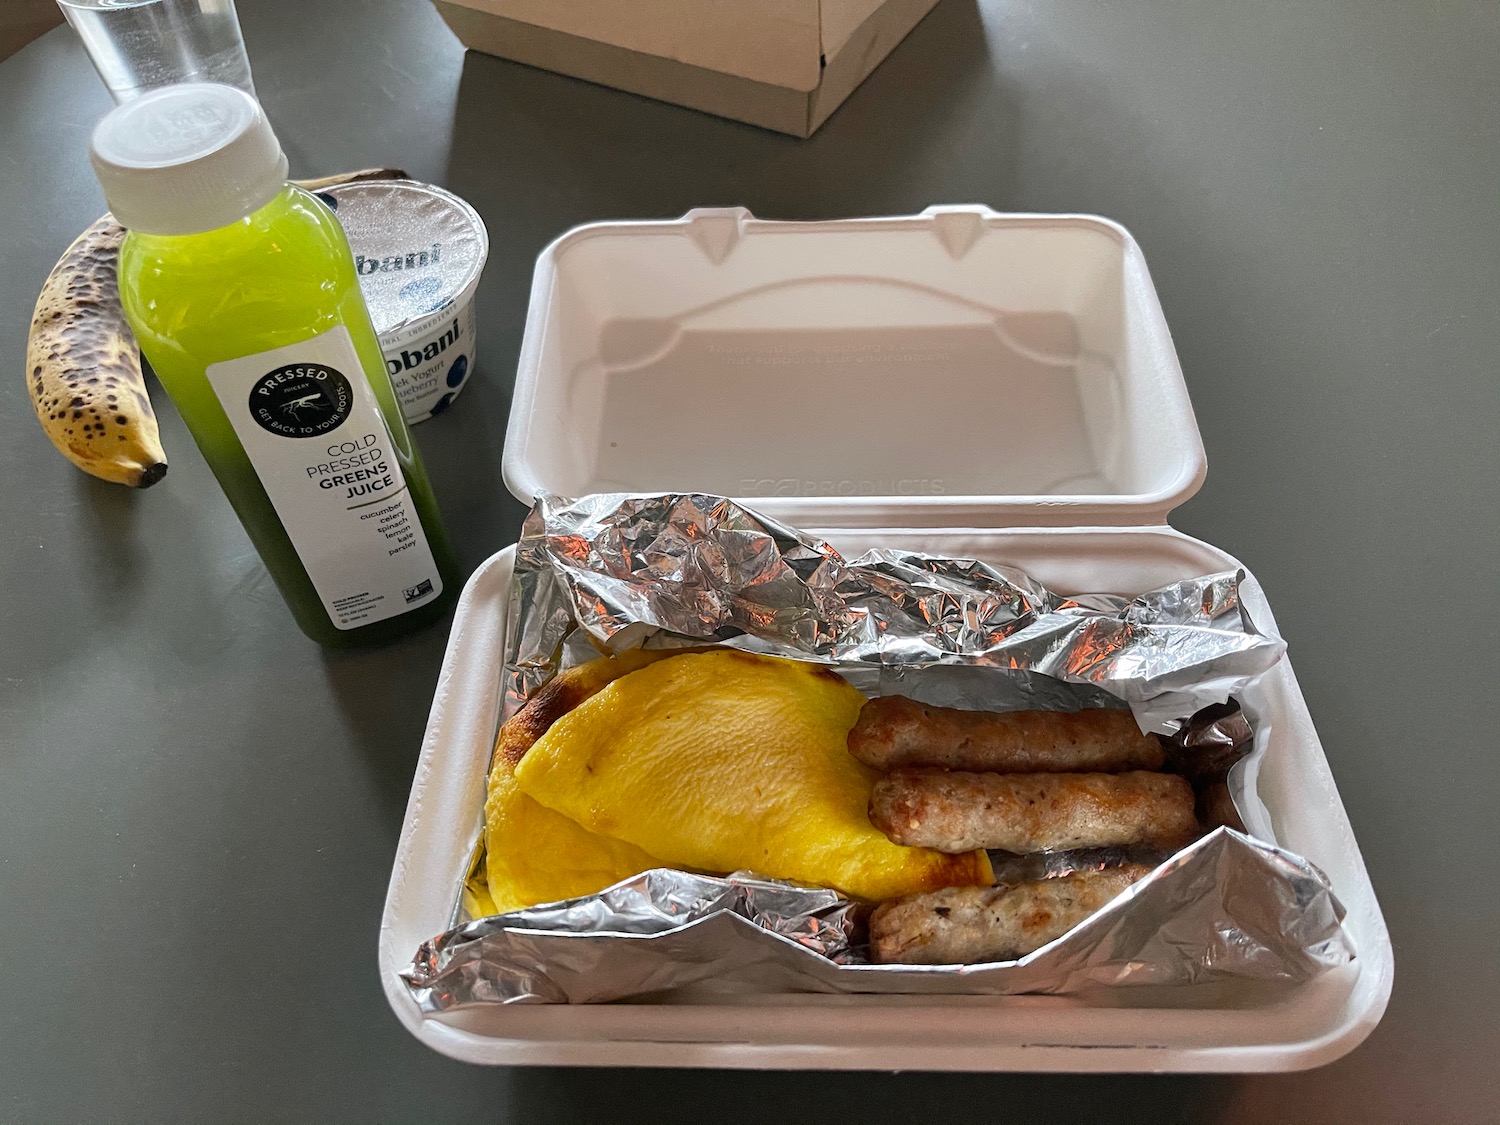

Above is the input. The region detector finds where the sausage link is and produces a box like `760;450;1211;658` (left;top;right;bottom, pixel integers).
848;696;1165;773
869;768;1199;853
869;864;1154;964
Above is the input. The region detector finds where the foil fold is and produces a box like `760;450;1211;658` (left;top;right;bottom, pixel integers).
408;492;1350;1008
404;830;1350;1007
502;493;1287;727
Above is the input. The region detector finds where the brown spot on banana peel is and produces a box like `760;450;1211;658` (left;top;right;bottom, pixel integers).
24;168;409;488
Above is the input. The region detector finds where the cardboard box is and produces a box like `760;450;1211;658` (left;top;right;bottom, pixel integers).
432;0;941;137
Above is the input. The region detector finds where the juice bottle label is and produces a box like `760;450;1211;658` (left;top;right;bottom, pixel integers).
206;326;444;630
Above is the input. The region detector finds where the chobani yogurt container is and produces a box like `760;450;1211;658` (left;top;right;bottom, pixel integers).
322;180;488;423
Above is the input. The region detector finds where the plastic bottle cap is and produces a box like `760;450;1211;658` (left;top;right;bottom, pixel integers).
89;83;289;236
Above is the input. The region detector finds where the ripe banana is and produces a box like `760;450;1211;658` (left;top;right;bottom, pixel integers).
25;167;408;488
27;217;164;487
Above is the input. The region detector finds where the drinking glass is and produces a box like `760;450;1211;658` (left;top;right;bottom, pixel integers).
57;0;255;103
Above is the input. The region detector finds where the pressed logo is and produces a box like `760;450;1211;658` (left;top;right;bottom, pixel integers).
249;363;354;438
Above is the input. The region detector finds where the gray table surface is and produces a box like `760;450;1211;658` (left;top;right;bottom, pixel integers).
3;0;1497;1121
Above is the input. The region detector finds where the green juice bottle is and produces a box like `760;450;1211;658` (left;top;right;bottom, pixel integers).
89;83;458;646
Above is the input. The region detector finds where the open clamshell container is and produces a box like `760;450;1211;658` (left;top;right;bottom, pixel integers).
380;207;1392;1070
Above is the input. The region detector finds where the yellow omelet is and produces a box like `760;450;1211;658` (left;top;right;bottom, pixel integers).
483;651;670;912
512;650;992;902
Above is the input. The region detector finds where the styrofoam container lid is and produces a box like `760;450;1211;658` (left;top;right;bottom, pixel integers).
505;207;1207;528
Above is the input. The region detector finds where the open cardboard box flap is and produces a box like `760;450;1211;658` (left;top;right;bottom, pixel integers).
433;0;939;136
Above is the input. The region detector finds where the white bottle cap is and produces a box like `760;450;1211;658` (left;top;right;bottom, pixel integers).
89;83;289;236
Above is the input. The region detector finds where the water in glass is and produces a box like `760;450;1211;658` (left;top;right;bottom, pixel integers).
57;0;255;102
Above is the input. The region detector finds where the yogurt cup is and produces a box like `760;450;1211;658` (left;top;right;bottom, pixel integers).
321;180;488;423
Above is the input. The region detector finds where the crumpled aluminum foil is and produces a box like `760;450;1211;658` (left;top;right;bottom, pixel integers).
404;829;1350;1007
502;493;1287;731
404;492;1351;1007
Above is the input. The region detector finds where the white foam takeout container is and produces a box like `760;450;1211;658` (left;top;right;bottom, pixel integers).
379;207;1393;1071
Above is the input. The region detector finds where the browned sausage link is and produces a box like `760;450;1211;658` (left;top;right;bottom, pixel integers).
847;696;1165;773
869;863;1155;965
869;769;1199;853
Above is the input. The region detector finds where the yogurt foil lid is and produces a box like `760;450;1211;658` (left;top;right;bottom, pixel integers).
322;180;487;340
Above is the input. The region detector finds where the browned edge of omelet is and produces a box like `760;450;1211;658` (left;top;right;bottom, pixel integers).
494;667;603;769
492;647;714;771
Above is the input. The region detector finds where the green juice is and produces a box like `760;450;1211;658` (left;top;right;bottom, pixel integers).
118;183;459;646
